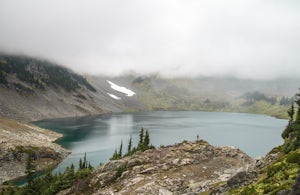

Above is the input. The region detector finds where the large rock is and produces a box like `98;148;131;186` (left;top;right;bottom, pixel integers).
100;160;127;172
290;173;300;195
65;140;255;195
226;170;257;188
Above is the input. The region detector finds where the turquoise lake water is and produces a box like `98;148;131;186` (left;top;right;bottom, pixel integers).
34;111;287;172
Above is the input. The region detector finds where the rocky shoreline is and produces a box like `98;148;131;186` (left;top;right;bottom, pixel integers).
0;118;70;184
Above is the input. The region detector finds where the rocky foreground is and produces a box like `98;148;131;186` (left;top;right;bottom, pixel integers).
0;118;70;183
62;140;254;195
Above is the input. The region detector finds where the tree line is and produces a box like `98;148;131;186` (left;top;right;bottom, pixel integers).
110;128;155;160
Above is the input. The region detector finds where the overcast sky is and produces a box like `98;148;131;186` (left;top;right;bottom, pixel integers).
0;0;300;79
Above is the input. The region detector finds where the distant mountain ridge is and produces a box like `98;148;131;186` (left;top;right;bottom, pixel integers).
0;54;298;121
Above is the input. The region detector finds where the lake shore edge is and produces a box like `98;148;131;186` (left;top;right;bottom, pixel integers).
0;117;71;184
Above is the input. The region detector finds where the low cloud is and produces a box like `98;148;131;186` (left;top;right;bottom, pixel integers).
0;0;300;79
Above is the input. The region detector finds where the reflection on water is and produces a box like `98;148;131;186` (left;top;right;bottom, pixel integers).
34;111;287;172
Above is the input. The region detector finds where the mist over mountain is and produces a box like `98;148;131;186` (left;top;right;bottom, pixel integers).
1;0;300;79
0;54;297;121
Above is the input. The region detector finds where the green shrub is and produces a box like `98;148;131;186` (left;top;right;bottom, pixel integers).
286;151;300;165
116;165;126;178
267;162;284;177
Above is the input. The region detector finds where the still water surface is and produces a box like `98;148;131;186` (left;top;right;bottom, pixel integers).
34;111;287;172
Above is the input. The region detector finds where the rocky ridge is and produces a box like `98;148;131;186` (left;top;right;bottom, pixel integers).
0;118;70;183
63;140;254;195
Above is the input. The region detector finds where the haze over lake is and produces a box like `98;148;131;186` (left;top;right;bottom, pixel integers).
34;111;286;172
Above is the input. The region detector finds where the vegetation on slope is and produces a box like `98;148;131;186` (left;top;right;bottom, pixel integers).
0;154;93;195
132;76;291;118
132;76;232;112
228;148;300;194
228;90;300;194
0;54;96;92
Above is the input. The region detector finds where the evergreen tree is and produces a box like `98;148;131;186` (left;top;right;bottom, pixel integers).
296;91;300;123
88;161;93;170
25;153;35;186
79;158;83;169
294;92;300;148
83;152;87;169
43;167;54;184
288;103;295;121
127;135;132;154
118;140;123;157
110;149;119;160
282;103;295;139
65;164;75;181
70;163;75;173
144;130;150;148
25;152;38;194
138;128;144;149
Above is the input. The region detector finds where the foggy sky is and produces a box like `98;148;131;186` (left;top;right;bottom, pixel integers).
0;0;300;79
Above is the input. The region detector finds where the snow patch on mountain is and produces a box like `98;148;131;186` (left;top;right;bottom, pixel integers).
107;80;136;96
107;93;121;100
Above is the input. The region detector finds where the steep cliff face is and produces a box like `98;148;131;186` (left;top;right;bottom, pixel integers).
61;140;254;195
0;118;70;183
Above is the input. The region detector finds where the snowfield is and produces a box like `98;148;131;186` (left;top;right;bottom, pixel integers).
107;80;136;96
107;93;121;100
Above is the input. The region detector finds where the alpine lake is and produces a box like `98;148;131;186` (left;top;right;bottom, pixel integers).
33;111;287;173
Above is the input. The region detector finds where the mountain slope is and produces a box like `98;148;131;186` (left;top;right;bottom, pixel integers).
0;54;106;121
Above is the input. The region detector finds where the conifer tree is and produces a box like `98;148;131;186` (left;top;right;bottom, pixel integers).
79;158;83;169
110;149;119;160
138;128;144;149
127;135;132;154
25;152;37;194
294;90;300;121
294;92;300;148
88;162;93;170
26;153;35;185
144;129;150;148
118;140;123;157
282;103;295;139
65;164;75;181
83;152;87;169
288;103;295;121
70;163;75;173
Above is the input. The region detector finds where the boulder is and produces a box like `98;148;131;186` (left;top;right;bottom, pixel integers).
290;173;300;195
100;160;127;172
